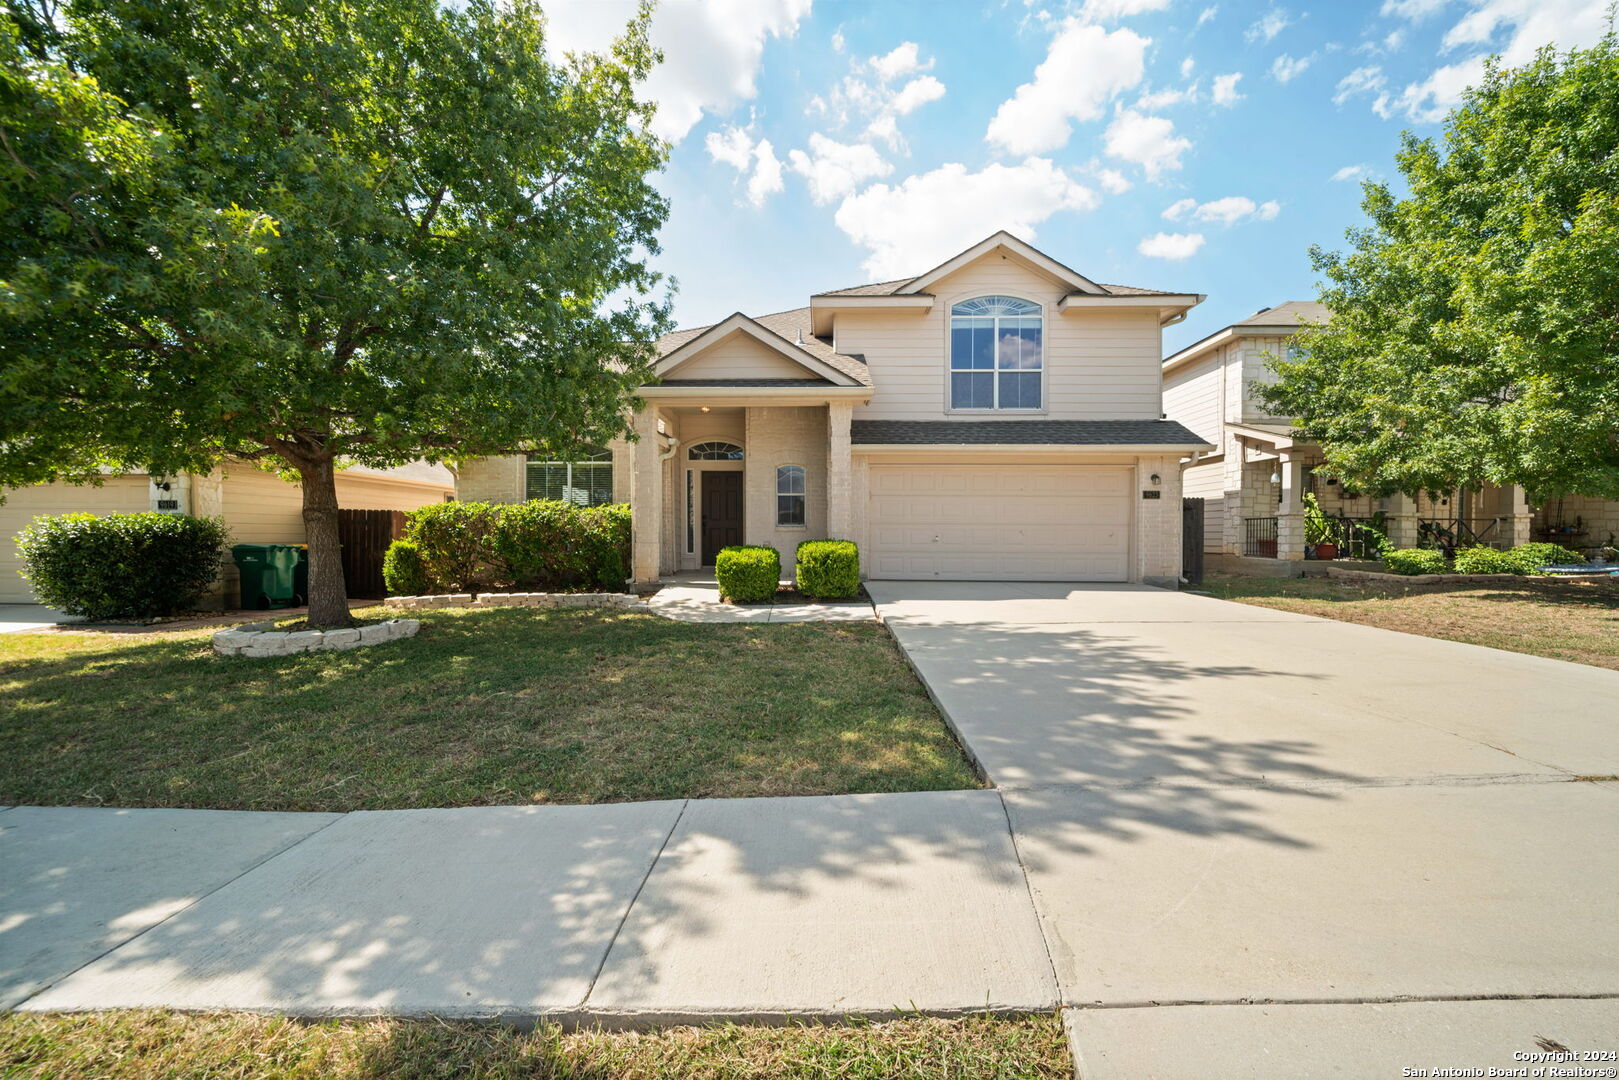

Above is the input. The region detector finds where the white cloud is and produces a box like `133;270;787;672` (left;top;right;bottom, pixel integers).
1165;196;1280;224
1095;167;1134;194
543;0;812;144
1270;53;1314;83
787;133;893;205
1103;110;1191;180
1137;85;1194;109
1381;0;1450;18
1334;65;1388;105
1211;72;1244;105
891;75;947;115
864;114;900;147
871;41;930;81
833;158;1100;277
705;126;787;207
1075;0;1172;20
985;20;1150;155
1245;7;1292;42
813;41;948;143
1180;56;1196;79
830;29;845;52
1378;0;1611;123
1331;163;1370;181
1196;6;1219;27
1138;232;1206;260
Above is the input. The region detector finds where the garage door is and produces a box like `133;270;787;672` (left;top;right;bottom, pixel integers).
1;478;151;602
867;464;1132;581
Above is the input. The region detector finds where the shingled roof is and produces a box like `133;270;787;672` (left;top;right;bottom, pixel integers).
653;307;871;387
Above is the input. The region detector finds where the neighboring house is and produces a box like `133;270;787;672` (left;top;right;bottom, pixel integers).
460;232;1212;586
1162;302;1533;563
1;461;454;605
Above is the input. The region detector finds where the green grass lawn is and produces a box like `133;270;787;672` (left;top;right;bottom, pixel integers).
1202;572;1619;670
0;605;978;811
0;1011;1072;1080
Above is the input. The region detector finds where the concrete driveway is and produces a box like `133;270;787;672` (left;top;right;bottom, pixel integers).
867;581;1619;1079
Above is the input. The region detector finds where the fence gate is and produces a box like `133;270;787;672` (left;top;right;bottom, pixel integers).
338;509;407;599
1182;497;1205;585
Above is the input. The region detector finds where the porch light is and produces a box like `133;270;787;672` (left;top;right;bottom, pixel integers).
700;406;710;413
1270;470;1280;484
1149;473;1161;486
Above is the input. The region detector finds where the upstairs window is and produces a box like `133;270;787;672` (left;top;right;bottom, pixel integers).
950;295;1043;410
526;446;613;506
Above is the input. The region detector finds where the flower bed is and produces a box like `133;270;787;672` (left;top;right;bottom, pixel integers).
213;619;419;657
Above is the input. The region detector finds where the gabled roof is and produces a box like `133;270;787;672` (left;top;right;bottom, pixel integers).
1163;300;1330;373
652;310;868;387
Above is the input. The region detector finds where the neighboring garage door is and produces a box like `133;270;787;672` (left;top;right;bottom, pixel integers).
1;477;152;602
866;464;1133;581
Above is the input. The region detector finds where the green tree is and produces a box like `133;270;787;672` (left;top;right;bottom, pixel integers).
1260;34;1619;501
1;0;670;626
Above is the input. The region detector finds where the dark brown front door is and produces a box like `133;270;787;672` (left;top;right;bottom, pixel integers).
701;471;743;565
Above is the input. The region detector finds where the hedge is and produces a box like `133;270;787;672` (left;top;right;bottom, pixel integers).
388;500;630;594
15;512;230;620
1381;547;1448;576
715;545;780;604
1452;546;1527;575
795;539;860;599
1510;542;1585;567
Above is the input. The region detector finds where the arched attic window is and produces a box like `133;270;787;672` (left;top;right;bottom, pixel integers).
949;295;1043;410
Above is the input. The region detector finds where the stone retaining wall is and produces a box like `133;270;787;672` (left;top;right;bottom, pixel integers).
213;618;419;657
385;592;644;611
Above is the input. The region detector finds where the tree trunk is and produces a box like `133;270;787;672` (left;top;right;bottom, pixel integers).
298;457;352;628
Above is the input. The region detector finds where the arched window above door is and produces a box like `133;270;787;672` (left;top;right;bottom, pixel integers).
689;441;744;460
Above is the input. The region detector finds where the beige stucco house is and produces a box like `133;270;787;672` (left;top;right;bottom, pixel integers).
1;462;453;604
459;232;1212;587
1162;301;1536;563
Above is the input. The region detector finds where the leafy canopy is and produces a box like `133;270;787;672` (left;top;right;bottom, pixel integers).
1259;33;1619;499
0;0;672;483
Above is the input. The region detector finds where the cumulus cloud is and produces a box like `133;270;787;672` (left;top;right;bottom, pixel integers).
1138;232;1206;260
833;158;1100;277
891;75;947;115
1270;53;1314;82
1245;7;1292;42
1137;85;1195;109
1094;167;1134;194
871;41;930;81
1104;110;1192;180
1381;0;1450;18
813;40;948;145
787;133;894;205
1334;65;1389;105
705;126;787;207
1164;196;1279;224
1331;163;1371;181
1181;56;1196;78
1162;198;1197;221
542;0;812;144
985;20;1150;155
1211;72;1244;105
1075;0;1173;20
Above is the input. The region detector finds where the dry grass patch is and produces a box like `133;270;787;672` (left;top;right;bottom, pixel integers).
0;606;978;811
0;1010;1071;1080
1202;572;1619;670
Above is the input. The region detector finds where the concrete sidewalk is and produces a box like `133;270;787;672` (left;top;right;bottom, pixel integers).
1;792;1056;1024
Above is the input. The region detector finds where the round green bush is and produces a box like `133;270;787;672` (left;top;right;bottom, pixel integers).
1380;547;1448;576
15;512;231;620
715;545;780;604
382;539;433;595
1509;542;1585;568
795;539;860;599
1451;546;1525;575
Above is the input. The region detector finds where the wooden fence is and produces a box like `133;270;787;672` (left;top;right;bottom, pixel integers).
1182;497;1205;584
338;509;407;599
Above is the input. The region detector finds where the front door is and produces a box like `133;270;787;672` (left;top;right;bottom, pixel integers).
701;471;743;565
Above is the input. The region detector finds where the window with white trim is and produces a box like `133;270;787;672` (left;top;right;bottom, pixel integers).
525;446;613;506
776;465;806;527
949;295;1043;410
688;441;743;460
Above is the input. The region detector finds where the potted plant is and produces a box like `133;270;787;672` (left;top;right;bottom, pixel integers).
1304;493;1338;559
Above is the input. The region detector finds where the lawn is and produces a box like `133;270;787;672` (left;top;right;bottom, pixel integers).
1202;572;1619;670
0;1011;1072;1080
0;606;978;811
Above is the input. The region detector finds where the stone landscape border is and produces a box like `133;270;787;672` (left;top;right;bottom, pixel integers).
1324;565;1618;586
213;619;419;657
385;592;644;611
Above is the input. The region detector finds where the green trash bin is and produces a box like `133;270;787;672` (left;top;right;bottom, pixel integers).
232;544;302;610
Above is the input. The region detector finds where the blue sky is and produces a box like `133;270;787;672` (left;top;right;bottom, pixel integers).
547;0;1611;354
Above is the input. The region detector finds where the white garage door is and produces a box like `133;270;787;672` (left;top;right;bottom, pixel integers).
1;478;151;602
866;464;1133;581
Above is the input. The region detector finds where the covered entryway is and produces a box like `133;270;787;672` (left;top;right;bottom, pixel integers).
865;464;1132;580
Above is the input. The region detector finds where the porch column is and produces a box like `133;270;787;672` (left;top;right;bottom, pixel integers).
1508;485;1533;547
825;402;853;541
1276;452;1306;561
1221;436;1246;555
1386;492;1421;548
630;406;664;583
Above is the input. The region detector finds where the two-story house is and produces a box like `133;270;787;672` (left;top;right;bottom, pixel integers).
458;232;1212;586
1162;301;1534;564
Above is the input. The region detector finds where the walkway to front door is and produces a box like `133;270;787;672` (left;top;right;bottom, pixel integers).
700;471;742;564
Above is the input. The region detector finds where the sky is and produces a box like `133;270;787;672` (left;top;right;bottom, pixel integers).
544;0;1613;354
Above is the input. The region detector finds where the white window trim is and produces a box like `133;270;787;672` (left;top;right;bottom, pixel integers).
945;293;1047;415
524;447;614;506
775;463;808;529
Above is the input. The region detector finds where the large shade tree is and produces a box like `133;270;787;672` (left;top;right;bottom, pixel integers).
1260;34;1619;501
1;0;671;626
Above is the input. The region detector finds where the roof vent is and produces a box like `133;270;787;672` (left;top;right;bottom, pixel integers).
795;328;805;345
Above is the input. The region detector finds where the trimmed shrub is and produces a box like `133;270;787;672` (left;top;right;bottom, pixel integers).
1452;546;1526;575
715;545;780;604
15;512;230;620
795;539;860;599
401;500;631;593
1510;541;1585;568
382;539;433;595
1381;547;1448;576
